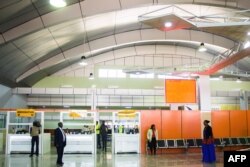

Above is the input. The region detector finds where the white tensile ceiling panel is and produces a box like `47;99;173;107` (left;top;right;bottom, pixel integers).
165;30;190;40
164;57;173;67
3;18;44;42
38;53;65;69
195;51;214;61
176;47;196;57
120;0;152;9
42;4;81;27
173;57;182;66
144;56;154;66
89;36;116;51
213;36;235;50
141;29;165;40
135;45;155;55
156;45;175;54
81;0;120;16
115;31;141;45
134;56;144;66
93;52;114;64
74;69;84;77
125;57;135;66
154;56;164;67
114;47;137;59
115;59;125;65
64;44;90;59
190;31;213;45
104;60;115;65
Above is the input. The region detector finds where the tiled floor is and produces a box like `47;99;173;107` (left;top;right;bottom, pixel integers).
0;152;223;167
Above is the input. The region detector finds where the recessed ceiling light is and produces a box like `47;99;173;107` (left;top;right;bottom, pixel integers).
164;22;172;28
50;0;66;8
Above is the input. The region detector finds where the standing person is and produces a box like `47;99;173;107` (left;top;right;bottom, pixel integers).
96;121;101;149
147;124;158;155
100;121;108;152
202;120;216;163
54;122;66;166
30;121;41;157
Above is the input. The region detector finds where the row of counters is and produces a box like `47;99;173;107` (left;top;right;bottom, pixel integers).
5;133;140;154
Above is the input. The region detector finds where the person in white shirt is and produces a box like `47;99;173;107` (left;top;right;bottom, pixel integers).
147;124;158;155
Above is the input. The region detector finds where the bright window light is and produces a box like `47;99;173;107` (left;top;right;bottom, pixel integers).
98;69;126;78
108;69;116;78
247;32;250;36
50;0;66;8
99;69;108;78
130;73;154;79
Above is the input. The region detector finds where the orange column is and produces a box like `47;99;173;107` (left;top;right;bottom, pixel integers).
140;110;162;154
161;110;182;139
181;111;201;138
211;111;230;138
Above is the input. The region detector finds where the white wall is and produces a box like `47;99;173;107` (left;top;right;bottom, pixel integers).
0;84;27;108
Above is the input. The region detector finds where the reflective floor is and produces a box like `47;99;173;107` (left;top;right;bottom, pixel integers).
0;152;224;167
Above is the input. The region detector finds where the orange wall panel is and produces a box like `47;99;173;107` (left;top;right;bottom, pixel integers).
181;111;201;138
230;110;247;137
211;111;230;138
161;111;181;139
140;110;162;154
165;79;196;103
247;111;250;136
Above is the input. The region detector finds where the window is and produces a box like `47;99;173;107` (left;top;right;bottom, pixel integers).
98;69;126;78
130;73;154;79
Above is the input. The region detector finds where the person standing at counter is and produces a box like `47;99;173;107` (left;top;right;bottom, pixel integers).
100;121;108;152
147;124;158;155
202;120;216;163
30;120;41;157
96;121;101;149
55;122;66;166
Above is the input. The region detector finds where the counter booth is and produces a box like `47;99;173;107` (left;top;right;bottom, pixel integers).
112;110;140;154
60;111;96;154
5;110;50;155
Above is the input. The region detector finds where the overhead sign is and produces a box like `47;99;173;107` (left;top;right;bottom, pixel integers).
69;112;81;118
16;109;35;117
118;110;136;118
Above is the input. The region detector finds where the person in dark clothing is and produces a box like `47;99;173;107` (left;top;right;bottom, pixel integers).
147;124;158;155
100;121;108;152
54;122;66;166
30;121;41;157
202;120;216;163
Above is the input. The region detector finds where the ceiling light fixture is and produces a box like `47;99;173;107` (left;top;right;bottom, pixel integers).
198;42;207;52
79;61;88;66
164;22;172;28
236;77;242;83
89;73;94;80
50;0;66;8
247;32;250;36
244;41;250;49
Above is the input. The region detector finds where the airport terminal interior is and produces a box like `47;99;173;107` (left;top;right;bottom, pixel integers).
0;0;250;166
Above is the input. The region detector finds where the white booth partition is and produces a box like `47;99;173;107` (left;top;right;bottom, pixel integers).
5;110;51;154
112;111;140;154
60;111;96;154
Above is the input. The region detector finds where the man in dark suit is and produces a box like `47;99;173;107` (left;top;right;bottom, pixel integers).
54;122;66;166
